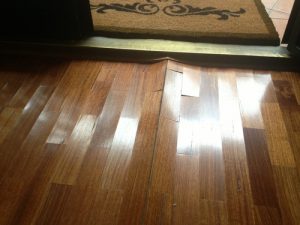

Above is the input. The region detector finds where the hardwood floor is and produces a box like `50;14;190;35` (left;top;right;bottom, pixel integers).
0;57;299;225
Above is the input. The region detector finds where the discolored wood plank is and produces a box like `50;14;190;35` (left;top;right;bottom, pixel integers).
261;103;296;167
272;80;298;106
278;72;300;104
272;74;300;167
243;128;280;208
265;133;295;167
280;105;300;133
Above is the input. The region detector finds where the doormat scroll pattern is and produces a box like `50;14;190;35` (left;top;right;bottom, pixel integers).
91;0;246;20
90;0;280;45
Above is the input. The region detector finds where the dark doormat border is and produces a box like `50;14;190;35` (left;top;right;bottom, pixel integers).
0;36;299;71
92;0;280;46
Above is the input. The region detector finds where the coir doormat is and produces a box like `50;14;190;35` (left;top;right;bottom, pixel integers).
90;0;280;45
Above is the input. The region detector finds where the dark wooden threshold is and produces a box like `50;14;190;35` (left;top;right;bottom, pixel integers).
0;36;299;71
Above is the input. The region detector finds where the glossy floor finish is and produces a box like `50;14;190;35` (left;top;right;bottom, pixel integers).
0;58;299;225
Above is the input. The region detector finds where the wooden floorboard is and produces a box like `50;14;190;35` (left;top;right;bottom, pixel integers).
0;57;299;225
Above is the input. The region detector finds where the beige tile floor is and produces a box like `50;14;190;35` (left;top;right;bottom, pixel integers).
262;0;295;41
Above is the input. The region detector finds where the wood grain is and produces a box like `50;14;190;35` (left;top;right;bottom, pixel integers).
0;107;22;144
46;65;99;145
261;103;296;166
100;67;145;190
167;60;184;73
35;183;72;225
197;69;224;201
181;66;201;97
236;75;264;129
160;69;182;122
173;155;201;225
52;115;96;185
144;118;178;225
117;91;162;225
218;69;255;225
243;128;279;207
273;166;300;225
0;58;299;225
272;80;298;106
0;85;55;179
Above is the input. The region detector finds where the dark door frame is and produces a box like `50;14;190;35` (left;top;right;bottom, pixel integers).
283;0;300;55
0;0;93;40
